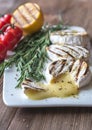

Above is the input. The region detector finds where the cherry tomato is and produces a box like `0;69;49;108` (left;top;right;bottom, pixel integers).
3;14;12;23
0;15;23;61
0;20;5;29
0;25;23;51
6;25;23;41
0;31;17;50
0;14;12;29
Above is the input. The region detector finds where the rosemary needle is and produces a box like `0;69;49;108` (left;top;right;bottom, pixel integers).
0;24;64;88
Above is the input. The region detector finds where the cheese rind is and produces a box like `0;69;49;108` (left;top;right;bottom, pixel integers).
50;26;90;50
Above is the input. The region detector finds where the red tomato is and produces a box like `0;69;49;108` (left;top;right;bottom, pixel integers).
0;25;23;51
0;14;12;29
3;14;12;23
0;43;7;61
0;20;5;29
0;31;17;50
6;25;23;41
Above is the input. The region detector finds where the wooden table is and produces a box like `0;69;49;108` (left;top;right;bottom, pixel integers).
0;0;92;130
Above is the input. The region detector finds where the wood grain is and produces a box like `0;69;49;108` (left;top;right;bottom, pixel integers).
0;0;92;130
0;94;17;130
8;107;92;130
0;76;3;94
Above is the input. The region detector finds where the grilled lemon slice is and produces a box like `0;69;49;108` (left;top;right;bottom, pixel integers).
11;3;44;34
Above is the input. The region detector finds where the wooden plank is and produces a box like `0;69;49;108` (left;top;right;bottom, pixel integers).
7;108;37;130
0;77;3;94
0;94;17;130
8;107;92;130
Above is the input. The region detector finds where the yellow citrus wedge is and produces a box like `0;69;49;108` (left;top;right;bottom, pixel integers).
11;2;44;35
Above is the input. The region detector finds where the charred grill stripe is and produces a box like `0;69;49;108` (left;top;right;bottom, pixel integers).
84;66;88;75
49;60;61;74
17;8;30;24
25;79;32;82
76;61;83;81
69;60;75;72
83;63;88;76
49;65;54;74
76;46;88;53
64;45;80;55
49;61;56;74
24;5;37;20
49;60;67;76
59;60;66;72
12;15;23;26
56;47;74;59
22;81;45;90
48;48;63;57
22;82;29;86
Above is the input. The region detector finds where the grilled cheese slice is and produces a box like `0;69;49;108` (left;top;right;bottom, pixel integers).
49;59;91;88
47;45;89;61
22;79;47;91
50;26;90;50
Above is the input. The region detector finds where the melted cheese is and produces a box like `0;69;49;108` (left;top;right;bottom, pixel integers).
24;72;78;100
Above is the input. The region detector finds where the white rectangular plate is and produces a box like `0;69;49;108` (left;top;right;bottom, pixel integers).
3;65;92;107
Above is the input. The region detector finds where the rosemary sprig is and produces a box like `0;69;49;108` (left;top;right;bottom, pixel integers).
0;24;65;88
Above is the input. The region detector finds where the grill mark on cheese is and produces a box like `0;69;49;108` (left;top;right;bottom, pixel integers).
63;45;80;55
49;60;66;76
22;80;46;91
56;47;74;59
49;60;76;77
49;65;54;74
24;5;37;20
67;45;89;58
82;62;88;76
48;46;74;60
70;60;89;82
49;61;56;74
69;60;75;72
76;46;88;53
55;60;66;74
49;61;60;75
84;66;88;75
17;8;30;24
75;61;82;81
25;78;32;82
22;82;30;86
60;60;67;72
48;45;89;62
48;48;64;57
70;61;78;73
